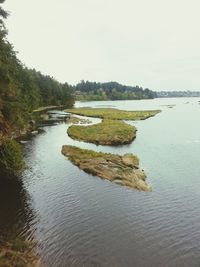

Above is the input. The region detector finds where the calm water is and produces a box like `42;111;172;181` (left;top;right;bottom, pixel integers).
1;98;200;267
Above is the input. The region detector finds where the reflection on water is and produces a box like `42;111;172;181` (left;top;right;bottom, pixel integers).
0;174;37;242
1;97;200;267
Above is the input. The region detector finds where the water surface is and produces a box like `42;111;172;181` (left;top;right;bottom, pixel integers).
1;98;200;267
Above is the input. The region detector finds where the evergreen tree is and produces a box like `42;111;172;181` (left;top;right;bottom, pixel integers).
0;0;74;139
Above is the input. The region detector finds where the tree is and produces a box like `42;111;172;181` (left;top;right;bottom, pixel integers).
74;80;157;100
0;0;8;28
0;0;74;139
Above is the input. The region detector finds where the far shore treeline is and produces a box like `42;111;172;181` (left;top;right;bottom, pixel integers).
74;80;157;100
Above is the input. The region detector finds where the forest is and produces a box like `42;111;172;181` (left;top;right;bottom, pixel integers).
75;80;157;100
0;0;74;142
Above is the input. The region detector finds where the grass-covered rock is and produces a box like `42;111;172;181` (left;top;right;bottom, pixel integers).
67;119;136;145
66;107;160;120
62;145;152;192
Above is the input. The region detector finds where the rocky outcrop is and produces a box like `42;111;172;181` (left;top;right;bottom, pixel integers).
61;146;152;192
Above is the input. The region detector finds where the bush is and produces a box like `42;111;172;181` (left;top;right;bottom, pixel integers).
0;139;25;176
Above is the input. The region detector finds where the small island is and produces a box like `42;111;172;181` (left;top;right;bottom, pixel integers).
64;107;160;190
62;146;152;192
67;119;137;145
65;107;160;120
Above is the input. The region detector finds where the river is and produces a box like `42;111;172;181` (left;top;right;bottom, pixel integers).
0;98;200;267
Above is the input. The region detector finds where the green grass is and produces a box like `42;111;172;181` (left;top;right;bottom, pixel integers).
65;107;160;120
67;119;136;145
62;145;139;166
63;145;111;159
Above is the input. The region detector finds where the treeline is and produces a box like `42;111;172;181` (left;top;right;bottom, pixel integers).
0;0;74;140
75;80;157;101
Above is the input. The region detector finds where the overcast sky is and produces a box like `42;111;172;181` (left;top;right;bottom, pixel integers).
4;0;200;91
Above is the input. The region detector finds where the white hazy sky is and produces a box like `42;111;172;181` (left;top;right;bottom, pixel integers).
4;0;200;90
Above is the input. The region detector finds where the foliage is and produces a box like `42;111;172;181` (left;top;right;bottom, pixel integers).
75;80;157;100
0;0;74;139
66;107;161;120
28;69;74;107
0;139;25;175
67;119;136;145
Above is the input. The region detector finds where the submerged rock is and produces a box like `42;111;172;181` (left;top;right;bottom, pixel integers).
62;145;152;192
0;240;40;267
67;116;92;125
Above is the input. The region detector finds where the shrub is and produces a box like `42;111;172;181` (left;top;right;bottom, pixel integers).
0;139;25;176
